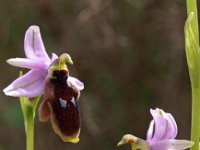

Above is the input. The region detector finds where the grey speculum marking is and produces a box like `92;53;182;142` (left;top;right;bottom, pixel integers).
59;98;67;108
71;97;77;107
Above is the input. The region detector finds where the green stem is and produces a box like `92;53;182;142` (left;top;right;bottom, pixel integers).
20;96;40;150
25;105;35;150
186;0;200;150
186;0;199;46
191;87;200;150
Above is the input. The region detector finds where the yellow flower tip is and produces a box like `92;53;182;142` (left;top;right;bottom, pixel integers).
117;134;137;146
155;108;164;116
60;53;73;66
64;137;79;143
49;53;73;72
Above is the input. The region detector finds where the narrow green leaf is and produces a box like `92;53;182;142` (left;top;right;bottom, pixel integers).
20;97;27;117
184;12;200;87
33;96;41;111
186;0;199;45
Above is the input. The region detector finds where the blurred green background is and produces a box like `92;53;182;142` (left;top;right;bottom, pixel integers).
0;0;196;150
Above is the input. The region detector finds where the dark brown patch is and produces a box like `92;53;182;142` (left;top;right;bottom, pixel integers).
44;70;80;137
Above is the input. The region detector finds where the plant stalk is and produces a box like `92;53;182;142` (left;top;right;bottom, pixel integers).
25;105;35;150
20;96;40;150
186;0;200;150
191;86;200;150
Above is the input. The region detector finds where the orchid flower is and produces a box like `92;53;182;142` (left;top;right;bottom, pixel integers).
3;25;84;143
117;108;194;150
3;25;84;98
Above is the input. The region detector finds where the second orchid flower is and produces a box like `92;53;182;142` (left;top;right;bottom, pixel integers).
117;108;194;150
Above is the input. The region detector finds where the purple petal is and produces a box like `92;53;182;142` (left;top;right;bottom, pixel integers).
68;76;84;91
151;139;194;150
167;139;194;150
24;25;50;62
7;58;48;70
3;70;46;98
51;53;58;61
146;120;154;141
150;109;167;140
162;112;178;139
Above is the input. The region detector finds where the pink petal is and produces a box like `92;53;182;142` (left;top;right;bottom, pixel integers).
150;109;168;140
151;139;194;150
7;58;48;70
51;53;58;61
163;112;178;139
24;25;50;62
68;76;84;91
3;70;46;98
146;120;154;141
150;108;178;141
166;139;194;150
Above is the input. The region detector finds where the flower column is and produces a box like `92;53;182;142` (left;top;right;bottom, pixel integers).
117;108;194;150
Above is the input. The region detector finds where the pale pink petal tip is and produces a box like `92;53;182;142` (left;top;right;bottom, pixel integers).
166;139;194;150
51;53;59;61
68;76;84;91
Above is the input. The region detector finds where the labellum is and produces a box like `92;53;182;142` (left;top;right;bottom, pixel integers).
39;54;82;143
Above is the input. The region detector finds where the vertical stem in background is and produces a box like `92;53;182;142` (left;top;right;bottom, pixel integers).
186;0;200;150
191;87;200;150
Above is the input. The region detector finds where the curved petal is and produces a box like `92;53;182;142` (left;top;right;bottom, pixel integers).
24;25;50;62
150;109;167;140
167;139;194;150
51;53;58;61
7;58;48;70
4;78;45;98
146;120;154;141
163;112;178;139
3;70;46;98
39;99;51;122
68;76;84;91
151;139;194;150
